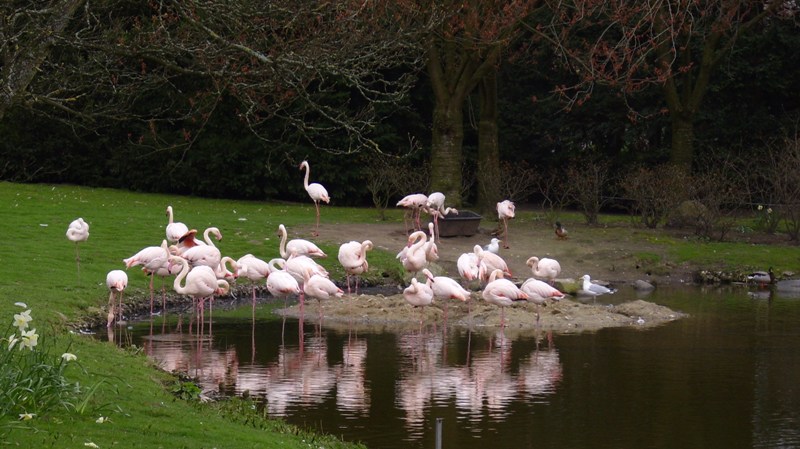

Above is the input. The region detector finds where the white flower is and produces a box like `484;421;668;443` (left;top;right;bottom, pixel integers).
758;204;764;211
19;413;35;421
20;329;38;351
14;302;27;308
7;333;19;351
84;443;100;448
13;309;32;331
62;353;78;362
95;416;108;424
767;208;773;214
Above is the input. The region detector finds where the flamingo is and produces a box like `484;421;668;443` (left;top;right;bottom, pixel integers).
302;267;344;323
425;192;457;242
285;255;329;310
165;206;189;244
423;222;439;262
526;256;562;285
124;240;170;314
215;256;239;282
397;193;428;232
266;269;301;308
299;160;330;237
278;224;327;259
474;245;512;282
496;200;515;249
403;277;435;326
422;268;471;324
149;253;183;314
398;231;429;279
237;254;272;310
482;269;528;328
578;274;617;298
168;255;230;327
457;252;480;284
337;240;373;295
484;238;501;255
66;217;89;275
520;277;566;323
105;270;128;327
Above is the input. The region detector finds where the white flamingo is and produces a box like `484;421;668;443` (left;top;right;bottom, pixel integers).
403;277;435;326
165;206;189;244
300;160;330;237
397;193;428;232
399;230;429;278
422;268;471;323
526;256;562;285
105;270;128;327
474;245;512;282
520;277;566;323
457;252;480;284
337;240;373;295
278;224;326;259
482;269;528;328
496;200;515;249
168;255;230;326
66;217;89;276
124;239;170;314
302;268;344;322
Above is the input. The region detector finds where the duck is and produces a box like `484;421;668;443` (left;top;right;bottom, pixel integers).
555;221;568;240
747;267;775;287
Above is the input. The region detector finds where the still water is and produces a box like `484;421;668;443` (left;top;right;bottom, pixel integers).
113;285;799;449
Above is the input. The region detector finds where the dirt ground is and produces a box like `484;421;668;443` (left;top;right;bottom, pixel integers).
278;217;694;335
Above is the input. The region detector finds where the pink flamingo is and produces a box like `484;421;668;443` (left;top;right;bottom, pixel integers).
397;193;428;232
398;231;428;279
285;255;328;311
457;252;480;284
481;269;528;328
278;224;327;259
425;192;458;242
423;222;439;262
337;240;373;295
302;267;344;323
526;256;562;285
299;160;330;237
66;217;89;276
124;239;170;314
496;200;516;249
165;206;189;244
266;268;301;308
237;254;272;311
473;245;512;283
105;269;128;327
403;277;434;326
422;268;471;324
168;255;230;332
520;277;566;323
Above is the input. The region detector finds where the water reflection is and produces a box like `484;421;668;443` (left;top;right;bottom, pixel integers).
110;286;800;449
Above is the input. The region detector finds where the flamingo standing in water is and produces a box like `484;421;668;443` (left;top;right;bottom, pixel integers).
168;255;230;331
66;218;89;276
482;269;528;328
278;224;327;259
496;200;515;249
124;239;170;315
106;270;128;327
302;268;344;324
338;240;373;295
299;160;330;237
237;254;272;311
165;206;189;244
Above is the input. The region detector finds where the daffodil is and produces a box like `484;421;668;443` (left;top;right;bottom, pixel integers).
7;333;19;351
84;443;99;448
62;353;78;362
19;413;35;421
758;204;764;211
14;302;27;308
20;329;38;351
95;416;108;423
13;309;32;331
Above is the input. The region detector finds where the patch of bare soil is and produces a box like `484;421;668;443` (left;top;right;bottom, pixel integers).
280;217;693;335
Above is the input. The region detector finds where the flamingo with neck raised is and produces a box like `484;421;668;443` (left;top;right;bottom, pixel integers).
300;160;330;237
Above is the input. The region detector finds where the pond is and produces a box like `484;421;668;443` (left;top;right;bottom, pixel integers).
105;285;800;449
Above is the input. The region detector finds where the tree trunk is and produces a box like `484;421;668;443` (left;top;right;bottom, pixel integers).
670;113;695;170
430;100;465;206
476;69;500;214
0;0;86;121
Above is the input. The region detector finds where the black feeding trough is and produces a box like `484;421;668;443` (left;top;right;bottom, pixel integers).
438;210;482;237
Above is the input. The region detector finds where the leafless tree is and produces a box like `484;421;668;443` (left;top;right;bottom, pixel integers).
621;164;690;228
566;157;614;225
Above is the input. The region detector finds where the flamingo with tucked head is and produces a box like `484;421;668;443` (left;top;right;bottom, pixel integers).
338;240;373;295
300;160;330;237
496;200;515;249
422;268;471;324
66;218;89;276
482;269;528;328
403;277;434;326
526;256;562;285
399;231;429;279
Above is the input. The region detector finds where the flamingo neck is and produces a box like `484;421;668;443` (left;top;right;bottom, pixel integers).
172;258;190;295
279;227;288;259
302;162;310;189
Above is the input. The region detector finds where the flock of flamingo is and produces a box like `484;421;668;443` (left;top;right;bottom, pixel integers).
64;159;616;330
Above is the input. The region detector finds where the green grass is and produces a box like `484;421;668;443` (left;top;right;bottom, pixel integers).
2;181;799;447
0;182;385;448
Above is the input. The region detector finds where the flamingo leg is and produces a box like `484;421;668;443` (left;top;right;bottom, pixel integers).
503;218;510;249
313;201;321;236
149;273;155;315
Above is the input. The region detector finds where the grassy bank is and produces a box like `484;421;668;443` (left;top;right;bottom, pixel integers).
1;182;797;447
